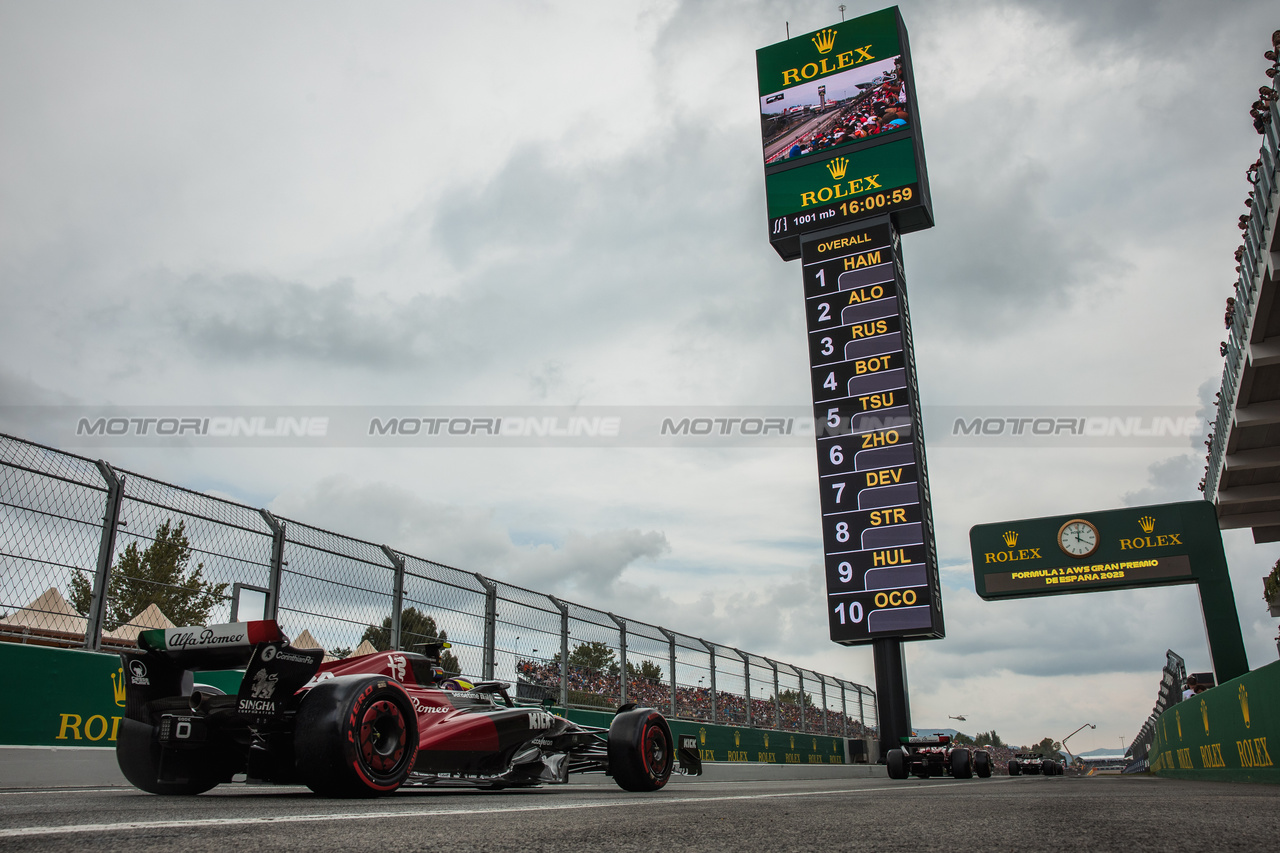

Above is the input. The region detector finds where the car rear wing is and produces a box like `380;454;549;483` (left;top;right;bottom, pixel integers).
135;620;288;670
119;621;325;723
901;735;951;746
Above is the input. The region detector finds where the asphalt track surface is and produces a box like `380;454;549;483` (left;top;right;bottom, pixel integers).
1;776;1277;852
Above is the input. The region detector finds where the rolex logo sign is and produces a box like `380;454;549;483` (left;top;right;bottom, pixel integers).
1002;530;1018;548
1139;516;1156;533
811;28;837;54
826;157;849;181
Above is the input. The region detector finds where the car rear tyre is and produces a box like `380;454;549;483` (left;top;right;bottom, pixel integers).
1008;759;1021;776
974;750;992;778
295;675;419;798
608;707;674;792
886;748;908;779
116;717;225;795
950;747;972;779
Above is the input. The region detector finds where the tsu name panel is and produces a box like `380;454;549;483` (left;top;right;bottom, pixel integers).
800;220;943;644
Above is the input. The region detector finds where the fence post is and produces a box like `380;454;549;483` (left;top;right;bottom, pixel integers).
839;680;849;738
475;573;497;680
86;461;125;651
796;667;807;732
608;614;627;706
258;510;285;621
858;687;866;733
549;596;570;708
658;627;677;718
380;546;405;650
699;640;717;723
820;675;829;735
735;649;752;728
763;659;780;728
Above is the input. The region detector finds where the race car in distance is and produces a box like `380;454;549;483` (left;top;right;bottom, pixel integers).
1007;752;1063;776
116;620;700;796
885;735;992;780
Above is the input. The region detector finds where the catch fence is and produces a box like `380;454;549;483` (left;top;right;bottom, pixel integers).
0;431;876;738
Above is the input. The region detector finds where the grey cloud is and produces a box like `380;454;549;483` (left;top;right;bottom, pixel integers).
166;274;457;369
1122;454;1200;507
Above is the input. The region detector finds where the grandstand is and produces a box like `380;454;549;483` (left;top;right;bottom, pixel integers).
1203;33;1280;539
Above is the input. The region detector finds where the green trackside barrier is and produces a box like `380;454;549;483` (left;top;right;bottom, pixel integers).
0;643;853;764
0;643;242;747
558;707;850;765
1149;658;1280;784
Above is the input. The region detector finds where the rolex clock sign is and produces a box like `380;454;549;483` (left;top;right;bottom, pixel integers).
968;502;1227;600
756;6;934;261
970;500;1249;680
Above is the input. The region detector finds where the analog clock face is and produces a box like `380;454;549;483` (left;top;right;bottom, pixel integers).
1058;520;1099;557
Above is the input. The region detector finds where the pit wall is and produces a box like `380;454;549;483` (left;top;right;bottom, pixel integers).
1149;658;1280;784
0;643;856;765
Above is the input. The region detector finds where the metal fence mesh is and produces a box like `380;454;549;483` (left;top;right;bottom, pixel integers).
0;431;876;740
104;470;274;645
0;437;106;646
276;520;395;656
400;554;488;676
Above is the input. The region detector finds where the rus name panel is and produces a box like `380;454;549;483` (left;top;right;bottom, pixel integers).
800;217;943;644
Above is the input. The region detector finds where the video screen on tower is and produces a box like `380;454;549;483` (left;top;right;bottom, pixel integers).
760;56;911;166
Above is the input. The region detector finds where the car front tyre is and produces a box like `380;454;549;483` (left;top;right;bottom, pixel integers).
608;707;674;792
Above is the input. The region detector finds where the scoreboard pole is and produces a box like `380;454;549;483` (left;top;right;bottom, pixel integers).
873;638;911;759
798;215;943;759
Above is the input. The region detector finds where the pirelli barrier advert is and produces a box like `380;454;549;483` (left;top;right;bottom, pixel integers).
1148;658;1280;784
801;218;943;645
970;500;1249;681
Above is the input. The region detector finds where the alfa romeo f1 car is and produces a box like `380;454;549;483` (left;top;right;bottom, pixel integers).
1007;752;1063;776
885;735;992;780
116;621;700;796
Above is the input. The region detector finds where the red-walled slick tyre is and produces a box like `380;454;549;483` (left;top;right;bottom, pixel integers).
608;707;674;792
294;675;419;797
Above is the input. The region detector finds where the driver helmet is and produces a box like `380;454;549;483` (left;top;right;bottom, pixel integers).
440;677;474;691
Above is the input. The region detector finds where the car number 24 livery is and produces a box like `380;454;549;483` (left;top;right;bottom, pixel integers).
117;621;701;796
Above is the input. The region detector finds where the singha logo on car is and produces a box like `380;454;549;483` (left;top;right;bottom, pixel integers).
251;669;278;700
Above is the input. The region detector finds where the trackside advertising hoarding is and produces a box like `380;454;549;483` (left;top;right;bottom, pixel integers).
757;6;933;260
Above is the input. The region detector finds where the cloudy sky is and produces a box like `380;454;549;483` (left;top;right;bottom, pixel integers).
3;0;1278;752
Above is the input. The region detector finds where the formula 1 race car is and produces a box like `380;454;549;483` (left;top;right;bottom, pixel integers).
116;621;700;796
885;735;992;780
1007;752;1063;776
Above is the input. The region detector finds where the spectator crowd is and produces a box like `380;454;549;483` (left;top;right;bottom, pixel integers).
517;659;875;739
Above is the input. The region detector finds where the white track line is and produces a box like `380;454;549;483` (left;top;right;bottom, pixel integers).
0;780;1015;839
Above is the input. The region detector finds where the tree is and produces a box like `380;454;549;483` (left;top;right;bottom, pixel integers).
329;646;352;659
69;520;228;629
1032;736;1062;757
553;641;619;676
779;688;814;708
360;607;461;674
626;660;664;682
951;732;976;746
974;729;1005;748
